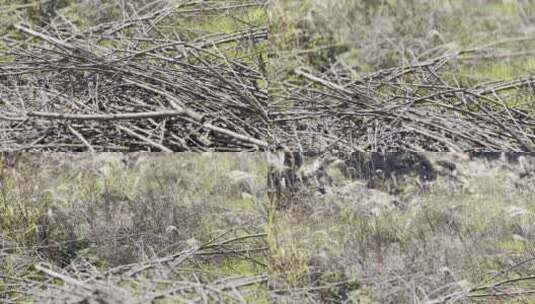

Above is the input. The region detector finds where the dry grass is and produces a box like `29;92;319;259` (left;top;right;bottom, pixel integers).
0;153;270;303
2;153;535;303
268;154;535;303
269;0;535;74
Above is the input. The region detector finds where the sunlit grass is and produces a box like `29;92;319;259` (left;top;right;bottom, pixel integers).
460;58;535;81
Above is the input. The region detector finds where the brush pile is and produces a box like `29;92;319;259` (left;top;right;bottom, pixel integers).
270;52;535;152
1;230;268;303
0;1;268;151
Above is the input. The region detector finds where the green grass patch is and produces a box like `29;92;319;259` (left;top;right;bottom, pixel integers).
479;2;520;15
221;259;264;276
460;58;535;81
496;239;528;253
228;197;255;210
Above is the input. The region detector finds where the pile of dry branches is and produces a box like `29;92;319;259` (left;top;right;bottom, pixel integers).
270;52;535;152
2;231;268;303
2;1;534;153
0;1;268;152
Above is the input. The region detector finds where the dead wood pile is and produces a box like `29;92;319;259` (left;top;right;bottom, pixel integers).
0;1;268;152
2;231;267;303
270;52;535;152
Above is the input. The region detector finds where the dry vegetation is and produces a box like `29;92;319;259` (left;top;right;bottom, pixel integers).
267;153;535;303
1;153;269;303
2;1;535;304
1;153;535;303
